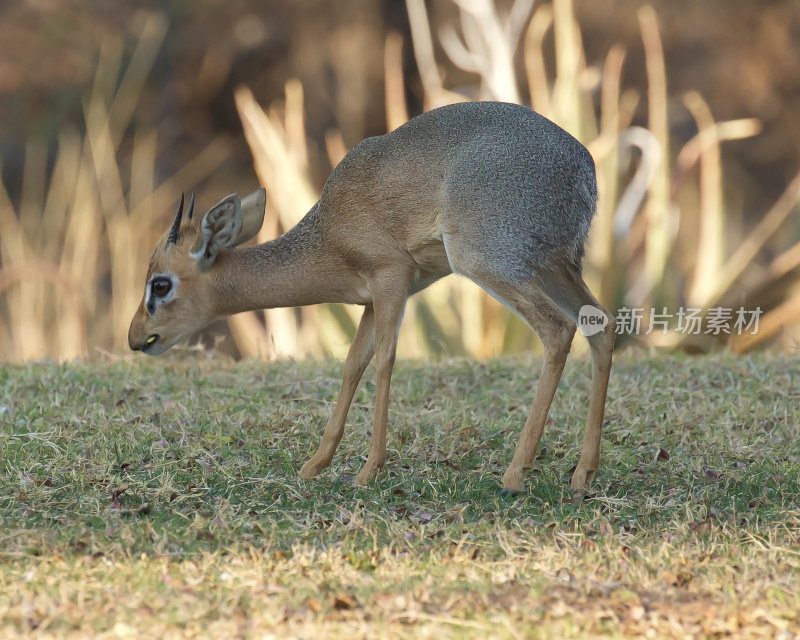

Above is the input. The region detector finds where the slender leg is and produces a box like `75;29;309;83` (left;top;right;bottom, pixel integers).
538;270;616;491
501;299;575;493
299;306;375;479
355;272;408;485
466;277;576;493
570;311;615;490
466;265;614;493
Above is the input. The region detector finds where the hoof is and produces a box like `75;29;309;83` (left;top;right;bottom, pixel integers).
355;457;385;486
354;467;374;486
501;468;524;495
570;466;596;491
499;487;522;498
299;464;318;480
299;457;328;480
569;490;588;506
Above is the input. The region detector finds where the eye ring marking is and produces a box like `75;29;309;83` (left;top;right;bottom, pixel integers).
145;273;177;317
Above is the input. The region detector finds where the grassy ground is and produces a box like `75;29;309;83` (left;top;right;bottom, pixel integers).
0;350;799;638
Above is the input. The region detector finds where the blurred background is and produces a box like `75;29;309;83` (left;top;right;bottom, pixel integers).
1;0;799;362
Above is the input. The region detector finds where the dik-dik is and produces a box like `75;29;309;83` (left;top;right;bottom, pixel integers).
128;101;616;494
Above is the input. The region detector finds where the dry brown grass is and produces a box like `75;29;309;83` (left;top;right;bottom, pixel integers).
1;352;799;637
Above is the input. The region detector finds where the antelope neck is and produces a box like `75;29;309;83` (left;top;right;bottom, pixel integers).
210;220;349;314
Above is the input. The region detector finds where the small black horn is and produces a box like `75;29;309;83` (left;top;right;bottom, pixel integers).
167;193;184;246
187;192;195;221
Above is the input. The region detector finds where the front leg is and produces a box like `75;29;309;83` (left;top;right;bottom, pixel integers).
355;272;409;486
300;306;375;479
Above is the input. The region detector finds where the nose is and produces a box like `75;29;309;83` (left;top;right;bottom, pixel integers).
128;323;141;351
128;315;151;351
129;303;146;351
129;329;160;352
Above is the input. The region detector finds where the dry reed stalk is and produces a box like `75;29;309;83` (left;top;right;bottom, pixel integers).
405;0;468;109
684;92;724;307
587;44;626;306
459;283;485;357
284;79;309;169
19;143;49;358
414;283;466;356
63;140;100;329
552;0;584;137
324;129;349;170
235;86;317;232
673;118;762;187
106;14;168;150
524;5;554;119
46;129;84;356
0;262;87;357
234;86;310;358
235;85;358;359
438;0;533;103
384;31;409;132
0;13;229;361
127;139;232;227
638;6;671;305
406;0;445;108
0;165;36;359
729;294;800;353
86;95;129;350
226;309;276;358
709;171;800;307
130;130;158;213
769;241;800;279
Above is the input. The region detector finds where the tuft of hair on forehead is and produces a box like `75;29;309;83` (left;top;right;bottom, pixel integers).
148;233;174;272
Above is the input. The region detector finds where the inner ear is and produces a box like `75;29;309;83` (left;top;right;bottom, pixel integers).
190;194;242;270
237;188;267;245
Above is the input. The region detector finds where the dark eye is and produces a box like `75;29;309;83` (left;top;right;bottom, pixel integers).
151;278;172;297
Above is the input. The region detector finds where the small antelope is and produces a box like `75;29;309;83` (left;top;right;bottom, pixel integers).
129;101;615;493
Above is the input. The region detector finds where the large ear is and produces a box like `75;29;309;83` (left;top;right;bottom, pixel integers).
190;194;243;271
237;188;267;245
190;189;267;271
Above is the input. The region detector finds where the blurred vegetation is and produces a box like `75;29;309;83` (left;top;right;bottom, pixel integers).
1;0;799;362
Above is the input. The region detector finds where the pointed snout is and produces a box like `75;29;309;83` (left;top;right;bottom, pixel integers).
128;309;161;354
128;312;146;351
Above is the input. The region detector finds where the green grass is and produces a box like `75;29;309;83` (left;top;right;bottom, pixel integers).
1;351;799;638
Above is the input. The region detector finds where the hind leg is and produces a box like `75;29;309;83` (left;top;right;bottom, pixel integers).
443;230;614;492
459;272;576;493
501;294;576;493
536;268;616;491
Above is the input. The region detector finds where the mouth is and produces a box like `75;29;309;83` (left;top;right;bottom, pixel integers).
141;334;160;353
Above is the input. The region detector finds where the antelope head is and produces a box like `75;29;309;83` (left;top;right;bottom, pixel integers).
128;188;267;354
